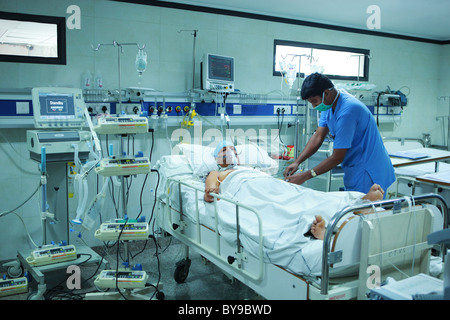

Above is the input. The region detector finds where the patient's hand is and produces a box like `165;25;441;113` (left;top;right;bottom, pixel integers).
285;172;308;185
204;186;219;202
204;169;234;202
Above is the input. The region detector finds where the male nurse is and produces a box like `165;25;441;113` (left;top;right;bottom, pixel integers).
284;73;395;197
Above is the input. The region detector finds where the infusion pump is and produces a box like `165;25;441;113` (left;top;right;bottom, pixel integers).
26;244;77;267
95;220;150;241
95;156;151;176
94;116;149;135
94;270;148;289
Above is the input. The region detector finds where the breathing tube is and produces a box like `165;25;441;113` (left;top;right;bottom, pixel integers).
71;110;103;225
72;143;88;224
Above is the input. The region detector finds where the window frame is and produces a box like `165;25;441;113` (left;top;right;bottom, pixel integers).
273;39;370;81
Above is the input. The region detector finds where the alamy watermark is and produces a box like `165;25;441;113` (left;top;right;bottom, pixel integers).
66;265;81;290
66;5;81;30
367;5;381;30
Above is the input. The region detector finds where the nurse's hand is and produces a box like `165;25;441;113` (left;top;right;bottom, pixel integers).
284;162;299;178
285;172;308;185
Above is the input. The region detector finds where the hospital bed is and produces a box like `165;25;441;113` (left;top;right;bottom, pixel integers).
384;138;450;199
155;144;449;300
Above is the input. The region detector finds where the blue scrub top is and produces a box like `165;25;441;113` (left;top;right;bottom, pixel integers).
318;91;395;194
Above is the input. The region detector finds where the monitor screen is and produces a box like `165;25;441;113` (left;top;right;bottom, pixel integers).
208;54;234;82
32;87;85;129
38;93;76;120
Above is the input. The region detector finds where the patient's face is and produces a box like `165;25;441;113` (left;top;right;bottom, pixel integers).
216;146;238;167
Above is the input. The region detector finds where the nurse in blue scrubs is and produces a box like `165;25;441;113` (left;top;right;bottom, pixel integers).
284;73;395;197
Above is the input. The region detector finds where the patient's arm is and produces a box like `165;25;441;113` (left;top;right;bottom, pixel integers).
204;169;234;202
204;171;220;202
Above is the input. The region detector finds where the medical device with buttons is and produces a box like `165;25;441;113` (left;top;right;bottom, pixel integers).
94;220;150;241
94;115;149;135
28;87;91;161
201;53;235;93
0;276;28;297
95;155;151;176
27;130;91;162
94;270;149;289
25;244;77;267
31;87;86;129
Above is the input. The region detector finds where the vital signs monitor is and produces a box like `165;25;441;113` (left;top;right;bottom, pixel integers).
201;53;234;93
31;87;86;129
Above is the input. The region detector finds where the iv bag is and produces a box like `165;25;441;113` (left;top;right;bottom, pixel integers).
286;62;297;89
135;49;147;75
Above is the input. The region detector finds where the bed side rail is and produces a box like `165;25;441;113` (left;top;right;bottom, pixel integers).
320;193;448;295
164;177;264;282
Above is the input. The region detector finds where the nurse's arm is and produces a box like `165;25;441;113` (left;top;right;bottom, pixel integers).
313;148;346;176
296;126;329;164
285;148;346;185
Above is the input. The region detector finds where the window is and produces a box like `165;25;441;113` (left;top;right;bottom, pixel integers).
273;40;370;82
0;12;66;65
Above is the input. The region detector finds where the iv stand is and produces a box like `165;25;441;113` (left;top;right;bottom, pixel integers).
285;54;309;163
177;29;198;92
178;29;199;120
92;41;146;114
438;96;450;150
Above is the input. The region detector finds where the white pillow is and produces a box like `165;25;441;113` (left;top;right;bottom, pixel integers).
156;154;193;199
235;144;279;174
172;143;217;177
158;154;193;177
173;143;279;176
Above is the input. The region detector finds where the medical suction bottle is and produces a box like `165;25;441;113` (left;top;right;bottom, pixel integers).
82;70;92;89
95;71;103;89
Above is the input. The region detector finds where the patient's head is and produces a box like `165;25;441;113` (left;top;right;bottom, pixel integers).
214;140;240;168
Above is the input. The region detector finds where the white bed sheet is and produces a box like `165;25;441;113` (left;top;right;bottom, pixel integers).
217;167;365;275
165;165;366;276
394;162;450;177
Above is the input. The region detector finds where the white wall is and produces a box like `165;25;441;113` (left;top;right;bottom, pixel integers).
0;0;448;261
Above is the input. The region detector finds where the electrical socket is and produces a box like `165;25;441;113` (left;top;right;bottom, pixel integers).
273;105;291;115
125;104;141;115
86;103;111;115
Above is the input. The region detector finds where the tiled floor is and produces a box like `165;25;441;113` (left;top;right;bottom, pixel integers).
0;236;256;300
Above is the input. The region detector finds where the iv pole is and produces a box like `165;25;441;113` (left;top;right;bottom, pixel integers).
438;96;450;150
91;41;151;296
177;29;198;92
284;54;309;162
92;41;146;114
178;29;199;122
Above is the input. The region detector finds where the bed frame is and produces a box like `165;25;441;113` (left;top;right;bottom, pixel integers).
156;176;448;300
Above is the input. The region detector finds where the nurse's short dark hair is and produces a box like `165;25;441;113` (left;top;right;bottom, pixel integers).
301;73;334;100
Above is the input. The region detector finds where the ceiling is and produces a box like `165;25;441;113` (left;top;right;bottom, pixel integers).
155;0;450;42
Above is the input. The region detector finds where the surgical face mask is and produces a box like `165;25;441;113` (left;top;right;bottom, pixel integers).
316;88;339;112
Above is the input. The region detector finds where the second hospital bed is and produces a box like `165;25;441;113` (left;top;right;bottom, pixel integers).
154;144;448;300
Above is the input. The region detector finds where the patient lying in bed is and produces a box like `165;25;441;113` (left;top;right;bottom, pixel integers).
204;141;385;241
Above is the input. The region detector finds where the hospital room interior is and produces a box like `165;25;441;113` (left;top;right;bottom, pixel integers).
0;0;450;302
